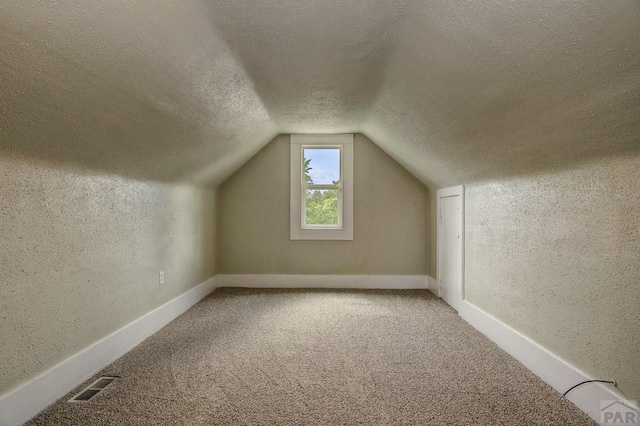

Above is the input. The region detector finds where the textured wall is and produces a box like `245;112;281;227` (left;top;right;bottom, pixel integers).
219;134;429;275
465;154;640;402
0;157;217;396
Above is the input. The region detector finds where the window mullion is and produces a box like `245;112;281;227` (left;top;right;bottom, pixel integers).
306;184;339;191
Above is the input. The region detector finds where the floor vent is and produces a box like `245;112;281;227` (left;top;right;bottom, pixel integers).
68;377;118;403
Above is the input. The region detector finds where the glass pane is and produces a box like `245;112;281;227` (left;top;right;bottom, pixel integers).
305;189;339;226
303;148;340;185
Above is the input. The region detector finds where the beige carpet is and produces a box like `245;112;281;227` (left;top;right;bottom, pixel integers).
28;288;594;425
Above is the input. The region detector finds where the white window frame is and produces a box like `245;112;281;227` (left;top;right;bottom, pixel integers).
290;134;354;240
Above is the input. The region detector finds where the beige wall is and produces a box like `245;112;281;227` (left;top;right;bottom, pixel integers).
0;156;217;396
464;154;640;402
219;134;429;275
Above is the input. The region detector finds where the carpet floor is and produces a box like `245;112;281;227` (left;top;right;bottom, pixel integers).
28;288;594;425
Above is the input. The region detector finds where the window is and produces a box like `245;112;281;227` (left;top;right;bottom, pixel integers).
290;134;354;240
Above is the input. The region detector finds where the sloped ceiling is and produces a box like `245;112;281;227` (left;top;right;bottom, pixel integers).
1;1;639;187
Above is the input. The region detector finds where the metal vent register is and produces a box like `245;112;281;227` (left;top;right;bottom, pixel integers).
68;377;118;403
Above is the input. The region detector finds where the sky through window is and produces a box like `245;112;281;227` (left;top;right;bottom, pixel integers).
304;148;340;184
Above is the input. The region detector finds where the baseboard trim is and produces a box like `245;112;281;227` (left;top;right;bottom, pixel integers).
458;300;637;424
0;276;218;426
217;274;429;289
427;276;439;297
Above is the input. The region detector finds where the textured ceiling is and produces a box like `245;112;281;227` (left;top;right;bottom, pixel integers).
1;1;639;187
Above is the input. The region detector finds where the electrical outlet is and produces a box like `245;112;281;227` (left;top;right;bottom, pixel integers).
159;271;165;285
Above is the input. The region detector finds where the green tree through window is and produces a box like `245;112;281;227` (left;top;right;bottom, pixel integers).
291;135;352;240
303;157;339;225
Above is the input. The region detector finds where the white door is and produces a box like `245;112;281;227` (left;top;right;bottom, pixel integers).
437;186;464;311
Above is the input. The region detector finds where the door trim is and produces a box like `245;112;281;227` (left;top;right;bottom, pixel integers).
436;185;465;309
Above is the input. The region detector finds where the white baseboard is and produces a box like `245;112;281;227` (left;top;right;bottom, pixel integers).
5;278;630;426
458;300;637;425
0;276;218;426
427;276;439;297
217;274;429;289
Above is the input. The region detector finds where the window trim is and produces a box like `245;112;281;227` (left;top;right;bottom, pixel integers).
290;134;354;240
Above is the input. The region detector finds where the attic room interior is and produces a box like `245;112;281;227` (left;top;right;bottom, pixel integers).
1;0;638;425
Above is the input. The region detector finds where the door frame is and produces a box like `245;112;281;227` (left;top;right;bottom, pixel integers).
436;185;465;309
